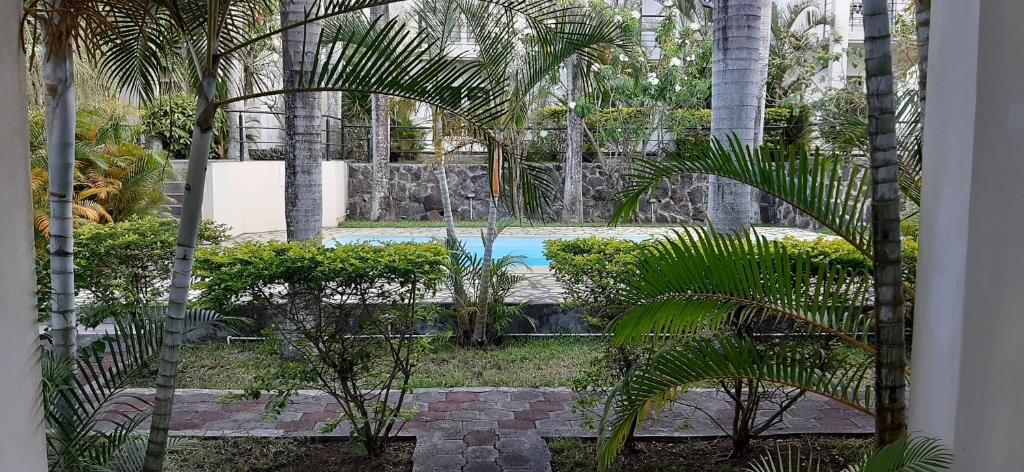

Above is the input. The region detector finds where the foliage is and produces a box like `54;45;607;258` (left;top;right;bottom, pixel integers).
44;313;233;471
70;217;229;326
27;105;176;241
746;435;952;472
527;107;807;161
443;236;532;345
141;93;227;160
195;240;446;458
767;0;840;107
545;237;650;327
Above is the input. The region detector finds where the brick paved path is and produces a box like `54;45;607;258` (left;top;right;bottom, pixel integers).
112;387;872;471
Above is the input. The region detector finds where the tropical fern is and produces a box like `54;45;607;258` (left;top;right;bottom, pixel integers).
597;335;875;470
746;436;952;472
613;136;874;257
44;310;236;471
610;227;875;352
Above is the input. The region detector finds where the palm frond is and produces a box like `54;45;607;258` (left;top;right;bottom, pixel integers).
746;436;952;472
613;136;873;258
597;336;874;471
610;227;875;352
747;445;823;472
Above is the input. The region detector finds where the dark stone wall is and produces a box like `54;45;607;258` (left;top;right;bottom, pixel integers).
346;162;815;228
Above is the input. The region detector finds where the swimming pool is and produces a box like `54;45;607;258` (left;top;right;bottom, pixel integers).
326;235;647;267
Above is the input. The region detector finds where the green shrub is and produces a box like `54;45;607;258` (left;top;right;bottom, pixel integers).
73;217;229;326
196;240;446;458
546;235;920;322
141;93;227;160
528;107;808;161
544;237;653;327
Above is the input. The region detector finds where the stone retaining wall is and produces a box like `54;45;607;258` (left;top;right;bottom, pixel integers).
346;162;813;227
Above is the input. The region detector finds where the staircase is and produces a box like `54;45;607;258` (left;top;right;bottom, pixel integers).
164;181;185;218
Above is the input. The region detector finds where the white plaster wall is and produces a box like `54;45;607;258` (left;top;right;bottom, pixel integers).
202;161;348;235
0;0;48;467
911;0;1024;469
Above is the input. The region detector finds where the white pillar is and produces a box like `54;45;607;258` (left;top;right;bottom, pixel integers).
910;0;1024;469
829;0;851;87
0;0;48;468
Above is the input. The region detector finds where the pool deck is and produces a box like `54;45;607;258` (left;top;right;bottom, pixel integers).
232;226;830;304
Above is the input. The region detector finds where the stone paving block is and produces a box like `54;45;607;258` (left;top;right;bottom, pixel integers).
462;420;499;431
465;446;500;462
464;431;498;447
509;391;544;402
479;409;515;421
478;391;511;402
495;401;529;412
464;461;501;472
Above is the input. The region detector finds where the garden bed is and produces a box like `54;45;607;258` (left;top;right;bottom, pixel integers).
548;436;872;472
165;437;414;472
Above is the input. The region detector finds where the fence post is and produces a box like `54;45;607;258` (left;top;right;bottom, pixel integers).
325;117;332;161
340;122;346;160
238;113;246;161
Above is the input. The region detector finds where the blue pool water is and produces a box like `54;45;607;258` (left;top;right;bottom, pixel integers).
326;235;646;267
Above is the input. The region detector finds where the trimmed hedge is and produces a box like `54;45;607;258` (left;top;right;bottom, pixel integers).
545;234;920;327
71;217;229;326
194;240;448;315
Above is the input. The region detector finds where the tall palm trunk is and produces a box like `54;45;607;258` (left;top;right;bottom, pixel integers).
863;0;906;447
226;65;245;161
474;196;498;345
563;54;583;223
915;0;929;114
143;71;219;472
43;15;77;363
282;0;323;241
433;110;458;242
473;138;501;345
369;5;391;221
706;0;772;233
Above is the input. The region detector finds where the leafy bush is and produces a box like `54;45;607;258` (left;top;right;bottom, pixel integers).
544;237;652;328
195;240;446;458
528;107;807;161
72;217;229;326
28;105;177;242
141;93;227;160
442;237;531;345
547;234;921;318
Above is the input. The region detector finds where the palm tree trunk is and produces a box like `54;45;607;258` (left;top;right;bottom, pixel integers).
473;195;498;345
369;5;391;221
916;0;929;114
563;55;584;223
863;0;907;447
43;25;76;363
143;72;219;472
226;65;245;161
282;0;323;241
707;0;772;233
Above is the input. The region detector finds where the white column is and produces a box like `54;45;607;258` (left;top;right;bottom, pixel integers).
910;0;1024;469
829;0;851;87
0;0;48;468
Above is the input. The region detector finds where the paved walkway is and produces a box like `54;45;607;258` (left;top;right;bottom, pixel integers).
111;387;871;471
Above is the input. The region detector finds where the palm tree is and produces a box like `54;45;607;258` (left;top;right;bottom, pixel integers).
915;0;929;115
563;54;583;223
407;0;627;344
23;0;160;363
862;0;905;447
368;5;391;221
706;0;773;233
93;1;620;467
282;0;323;241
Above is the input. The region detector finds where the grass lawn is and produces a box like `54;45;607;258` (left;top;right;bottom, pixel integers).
549;436;872;472
143;336;603;390
165;437;414;472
